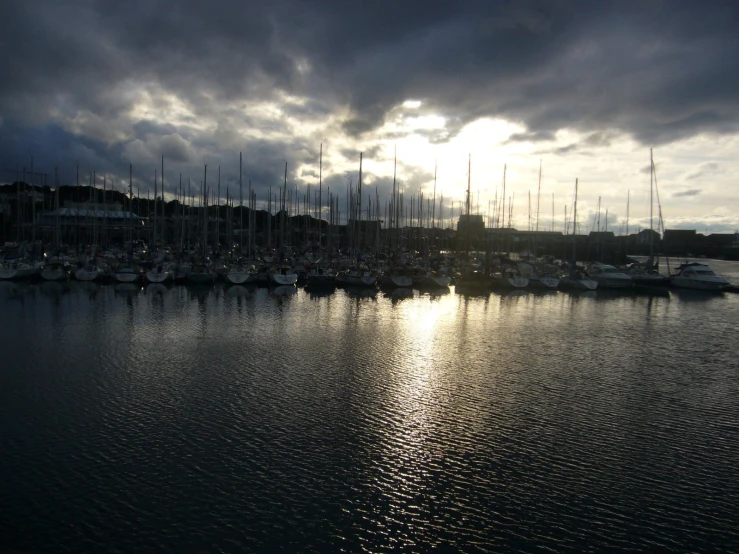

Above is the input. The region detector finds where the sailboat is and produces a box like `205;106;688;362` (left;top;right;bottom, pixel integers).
146;263;174;283
559;178;598;291
41;258;71;281
306;263;336;287
0;259;37;280
269;264;298;286
225;260;258;284
629;149;670;287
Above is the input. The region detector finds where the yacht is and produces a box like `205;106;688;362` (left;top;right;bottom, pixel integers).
380;269;413;289
0;260;37;280
269;265;298;286
41;260;70;281
587;262;633;289
336;266;377;287
225;262;258;285
75;263;104;282
670;262;730;291
112;265;142;283
490;267;528;290
415;270;451;289
146;264;174;284
306;265;336;287
187;264;217;284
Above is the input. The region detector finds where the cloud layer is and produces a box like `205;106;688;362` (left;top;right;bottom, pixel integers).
0;0;737;230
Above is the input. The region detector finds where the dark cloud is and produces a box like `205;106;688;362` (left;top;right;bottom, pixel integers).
673;189;701;198
1;0;738;206
506;131;556;144
686;162;720;181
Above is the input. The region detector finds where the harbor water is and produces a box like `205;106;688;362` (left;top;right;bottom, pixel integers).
1;261;738;552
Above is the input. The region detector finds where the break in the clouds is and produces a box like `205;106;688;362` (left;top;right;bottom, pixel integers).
0;0;737;231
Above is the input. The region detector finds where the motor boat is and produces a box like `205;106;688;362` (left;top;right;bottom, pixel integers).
587;262;633;289
670;262;730;291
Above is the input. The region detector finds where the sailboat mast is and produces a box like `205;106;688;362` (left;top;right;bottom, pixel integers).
281;162;287;251
572;178;578;261
318;143;322;251
357;152;363;254
649;148;654;260
535;159;542;232
465;154;471;257
239;153;243;254
161;156;165;245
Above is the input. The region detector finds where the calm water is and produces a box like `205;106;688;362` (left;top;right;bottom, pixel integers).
1;261;738;552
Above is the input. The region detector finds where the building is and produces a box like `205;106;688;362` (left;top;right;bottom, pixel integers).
457;214;484;236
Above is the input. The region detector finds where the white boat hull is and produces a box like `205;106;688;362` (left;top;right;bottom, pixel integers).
269;273;298;286
41;269;68;281
0;265;36;280
225;271;256;284
0;268;18;280
338;273;377;287
75;269;103;281
113;271;141;283
146;270;172;283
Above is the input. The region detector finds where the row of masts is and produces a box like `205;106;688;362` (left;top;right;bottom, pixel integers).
7;151;664;258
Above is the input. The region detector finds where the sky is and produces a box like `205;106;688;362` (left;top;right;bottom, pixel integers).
0;0;737;234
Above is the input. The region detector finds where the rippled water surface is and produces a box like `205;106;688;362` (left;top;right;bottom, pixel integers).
2;266;739;552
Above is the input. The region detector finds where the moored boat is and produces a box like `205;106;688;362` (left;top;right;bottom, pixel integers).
269;265;298;286
381;269;412;288
225;264;258;285
416;271;451;289
146;264;173;283
113;265;142;283
306;265;336;287
41;261;70;281
336;266;377;287
75;264;104;282
0;260;37;280
670;262;729;291
587;262;633;289
187;264;217;284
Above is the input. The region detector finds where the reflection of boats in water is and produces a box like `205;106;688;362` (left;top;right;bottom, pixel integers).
113;283;140;294
389;287;414;301
226;285;255;298
500;288;529;298
269;285;297;297
146;283;169;296
0;280;25;298
305;284;336;298
344;285;377;299
40;280;67;296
